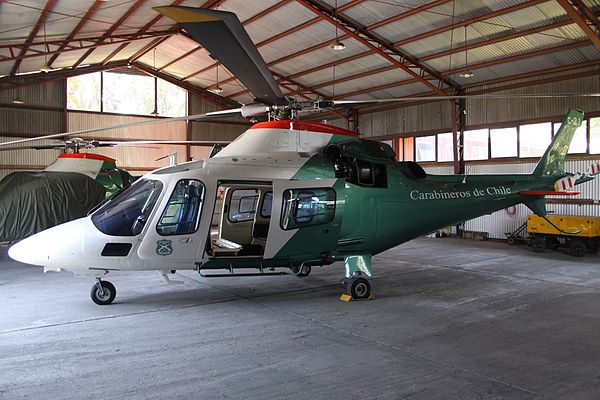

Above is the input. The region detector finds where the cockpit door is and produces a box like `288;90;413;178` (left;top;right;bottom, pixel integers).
264;179;342;260
136;179;210;268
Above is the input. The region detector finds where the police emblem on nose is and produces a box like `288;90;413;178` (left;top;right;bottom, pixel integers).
156;240;173;256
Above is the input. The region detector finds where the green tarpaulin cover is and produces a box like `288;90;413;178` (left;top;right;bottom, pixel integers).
0;171;106;242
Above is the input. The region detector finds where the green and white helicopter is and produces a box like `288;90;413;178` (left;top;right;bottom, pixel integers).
5;6;600;305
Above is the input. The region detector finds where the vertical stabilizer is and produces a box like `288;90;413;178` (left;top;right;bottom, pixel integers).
533;109;584;176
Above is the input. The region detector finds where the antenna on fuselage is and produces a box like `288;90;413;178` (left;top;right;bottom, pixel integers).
462;166;471;184
156;152;177;166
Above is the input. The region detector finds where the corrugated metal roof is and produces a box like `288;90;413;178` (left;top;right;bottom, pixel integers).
1;0;600;105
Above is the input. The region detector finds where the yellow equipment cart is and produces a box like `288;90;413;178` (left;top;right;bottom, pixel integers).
527;214;600;257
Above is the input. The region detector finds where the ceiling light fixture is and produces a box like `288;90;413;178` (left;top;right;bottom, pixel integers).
329;0;345;51
210;63;224;94
458;25;474;79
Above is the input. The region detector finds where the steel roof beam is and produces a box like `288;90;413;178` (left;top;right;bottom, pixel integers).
247;0;547;91
101;0;187;66
73;0;147;69
0;30;177;64
392;0;547;48
10;0;57;76
556;0;600;50
46;0;103;67
285;14;592;96
332;40;590;99
295;0;457;94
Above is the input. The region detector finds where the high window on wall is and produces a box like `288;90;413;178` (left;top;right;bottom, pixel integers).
67;71;187;117
415;136;435;162
519;122;551;158
464;129;489;160
490;127;517;158
437;132;454;162
590;117;600;154
388;114;600;163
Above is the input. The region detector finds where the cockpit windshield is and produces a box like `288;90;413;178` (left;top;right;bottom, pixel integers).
92;179;163;236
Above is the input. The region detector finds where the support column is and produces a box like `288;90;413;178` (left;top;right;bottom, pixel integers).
451;98;465;175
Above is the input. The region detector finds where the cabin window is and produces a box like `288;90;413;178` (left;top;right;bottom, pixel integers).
260;192;273;218
157;179;204;235
281;188;336;230
228;189;259;223
91;179;163;237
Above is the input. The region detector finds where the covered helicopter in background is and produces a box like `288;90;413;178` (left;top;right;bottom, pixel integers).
4;6;600;305
0;142;135;242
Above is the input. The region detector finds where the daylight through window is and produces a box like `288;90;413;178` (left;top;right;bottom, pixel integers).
67;71;187;117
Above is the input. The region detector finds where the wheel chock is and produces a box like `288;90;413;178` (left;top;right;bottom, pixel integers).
339;294;353;302
339;294;376;302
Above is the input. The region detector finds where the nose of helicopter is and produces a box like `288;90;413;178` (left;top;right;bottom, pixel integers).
9;218;87;269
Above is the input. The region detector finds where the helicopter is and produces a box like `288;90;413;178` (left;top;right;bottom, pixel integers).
5;6;600;305
0;140;136;243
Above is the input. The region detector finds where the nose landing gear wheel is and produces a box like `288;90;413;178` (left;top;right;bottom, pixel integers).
91;280;116;305
346;276;371;300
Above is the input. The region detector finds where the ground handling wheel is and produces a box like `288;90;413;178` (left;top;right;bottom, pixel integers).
346;276;371;300
569;240;587;257
531;236;546;253
90;280;116;305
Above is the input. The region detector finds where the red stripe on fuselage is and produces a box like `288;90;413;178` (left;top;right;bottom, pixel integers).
249;120;359;137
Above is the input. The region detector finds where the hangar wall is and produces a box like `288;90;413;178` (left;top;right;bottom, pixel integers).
0;79;65;180
358;70;600;138
0;79;249;180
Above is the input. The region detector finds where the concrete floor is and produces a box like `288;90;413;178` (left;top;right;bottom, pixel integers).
1;238;600;400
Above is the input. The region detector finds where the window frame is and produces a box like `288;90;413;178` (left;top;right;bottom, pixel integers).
280;188;336;231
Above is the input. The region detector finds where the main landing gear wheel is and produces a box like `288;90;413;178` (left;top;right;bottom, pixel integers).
290;265;311;277
346;276;371;300
90;280;116;305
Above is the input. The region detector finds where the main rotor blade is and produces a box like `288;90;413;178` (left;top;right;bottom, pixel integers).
155;6;287;106
332;93;600;105
0;108;242;147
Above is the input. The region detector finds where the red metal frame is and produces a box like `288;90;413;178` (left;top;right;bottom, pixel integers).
46;0;103;67
10;0;57;76
73;0;147;68
556;0;600;50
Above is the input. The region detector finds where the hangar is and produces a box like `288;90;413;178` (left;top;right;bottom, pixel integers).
1;0;600;398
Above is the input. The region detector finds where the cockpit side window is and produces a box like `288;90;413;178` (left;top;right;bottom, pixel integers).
156;179;205;236
91;179;163;236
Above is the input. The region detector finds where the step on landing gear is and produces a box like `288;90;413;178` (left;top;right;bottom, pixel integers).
91;278;116;305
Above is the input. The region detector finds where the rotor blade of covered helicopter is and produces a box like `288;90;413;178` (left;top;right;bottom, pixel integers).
99;140;232;146
0;108;243;147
